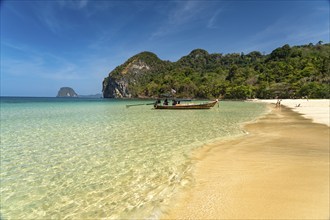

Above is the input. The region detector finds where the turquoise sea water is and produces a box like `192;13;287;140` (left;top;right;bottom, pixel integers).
0;97;266;219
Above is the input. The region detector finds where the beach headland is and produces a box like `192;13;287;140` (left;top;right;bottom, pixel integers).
163;101;329;219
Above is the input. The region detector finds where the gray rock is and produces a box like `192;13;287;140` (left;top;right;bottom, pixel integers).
56;87;78;97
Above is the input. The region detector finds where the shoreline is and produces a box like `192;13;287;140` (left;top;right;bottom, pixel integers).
255;99;330;127
162;104;329;219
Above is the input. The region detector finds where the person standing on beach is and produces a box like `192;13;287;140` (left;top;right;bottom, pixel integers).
276;99;282;108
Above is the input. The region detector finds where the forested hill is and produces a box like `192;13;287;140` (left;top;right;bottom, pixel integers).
102;43;330;99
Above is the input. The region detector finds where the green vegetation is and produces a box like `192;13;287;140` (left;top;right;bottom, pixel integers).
103;43;330;99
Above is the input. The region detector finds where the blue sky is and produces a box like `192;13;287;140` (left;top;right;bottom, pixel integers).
1;0;329;97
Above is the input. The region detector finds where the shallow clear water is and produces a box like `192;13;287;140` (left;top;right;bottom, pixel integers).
0;97;266;219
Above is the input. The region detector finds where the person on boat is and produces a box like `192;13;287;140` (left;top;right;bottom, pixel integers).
172;100;177;106
164;99;168;105
154;99;161;107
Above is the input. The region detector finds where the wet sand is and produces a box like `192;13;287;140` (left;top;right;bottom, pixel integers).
163;106;329;219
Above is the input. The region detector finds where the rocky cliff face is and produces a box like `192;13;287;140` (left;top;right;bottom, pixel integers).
102;76;130;98
56;87;78;97
102;51;168;98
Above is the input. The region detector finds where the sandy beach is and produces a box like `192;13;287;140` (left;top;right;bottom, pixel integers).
163;101;329;219
257;99;330;127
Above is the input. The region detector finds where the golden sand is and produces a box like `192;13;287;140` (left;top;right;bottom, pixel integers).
257;99;330;127
163;106;329;219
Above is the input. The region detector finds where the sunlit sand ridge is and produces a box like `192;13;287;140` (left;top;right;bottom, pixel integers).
163;106;329;219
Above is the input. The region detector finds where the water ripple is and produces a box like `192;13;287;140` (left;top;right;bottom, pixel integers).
0;99;266;219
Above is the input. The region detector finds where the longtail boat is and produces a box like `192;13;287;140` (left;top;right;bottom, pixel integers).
154;100;218;110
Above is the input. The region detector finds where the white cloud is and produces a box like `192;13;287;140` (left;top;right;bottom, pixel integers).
241;11;330;54
207;9;222;29
1;41;28;52
78;0;88;9
151;1;224;38
151;1;205;38
33;0;90;35
1;39;117;92
58;0;89;10
1;42;85;80
168;1;201;25
33;3;63;35
2;55;84;80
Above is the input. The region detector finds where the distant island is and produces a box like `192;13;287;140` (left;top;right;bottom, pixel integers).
102;42;329;99
56;87;102;98
56;87;78;97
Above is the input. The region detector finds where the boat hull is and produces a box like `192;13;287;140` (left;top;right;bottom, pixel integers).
154;100;218;110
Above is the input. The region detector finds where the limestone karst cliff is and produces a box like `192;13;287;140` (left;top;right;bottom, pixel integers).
102;51;169;98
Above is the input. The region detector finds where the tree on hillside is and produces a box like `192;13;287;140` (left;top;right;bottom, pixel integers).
103;43;330;99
